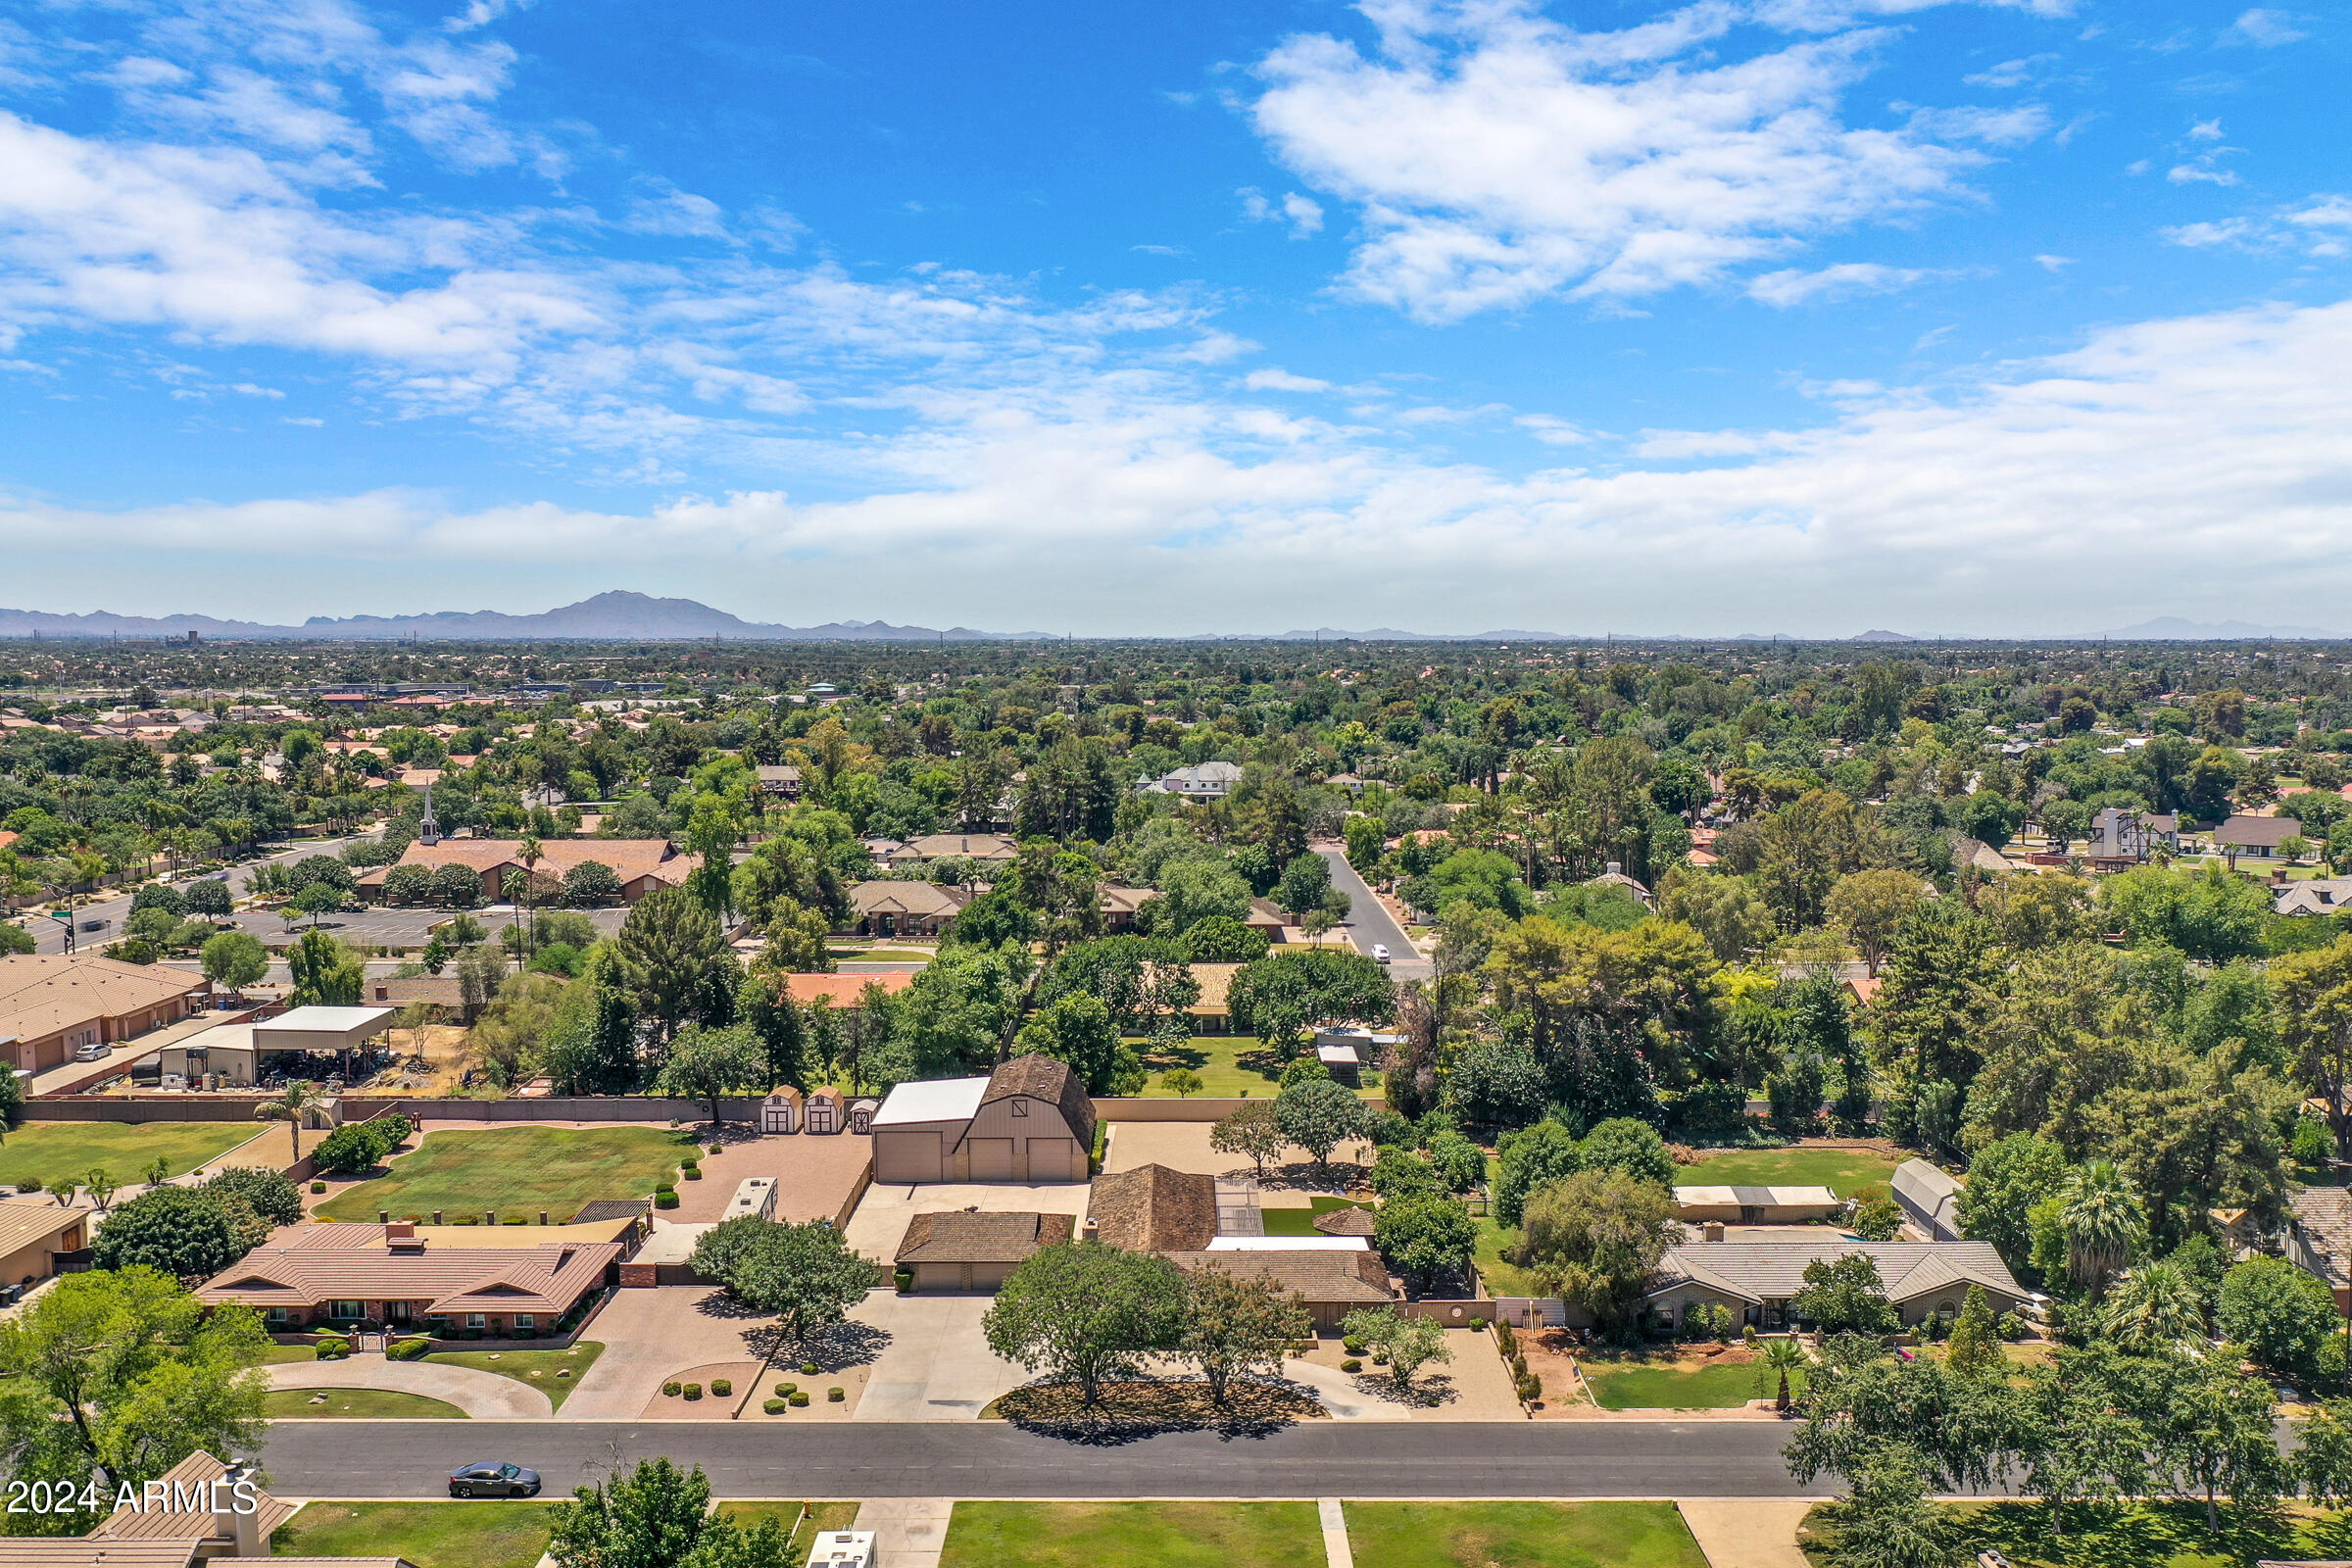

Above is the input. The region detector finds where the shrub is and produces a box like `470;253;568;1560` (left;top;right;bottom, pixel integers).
1343;1337;1367;1355
463;1328;483;1340
654;1191;679;1209
774;1382;798;1396
514;1328;536;1340
387;1338;431;1361
1516;1373;1543;1402
662;1381;682;1397
1470;1318;1488;1332
711;1378;732;1396
1494;1320;1517;1357
683;1383;704;1400
788;1391;809;1406
828;1387;845;1401
1510;1353;1528;1379
763;1398;787;1414
316;1337;351;1359
18;1179;40;1194
310;1181;326;1194
682;1168;703;1181
708;1144;723;1155
1342;1358;1363;1373
894;1269;913;1294
1996;1311;2028;1341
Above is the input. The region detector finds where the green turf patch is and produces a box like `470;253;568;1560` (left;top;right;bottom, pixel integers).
1346;1501;1710;1568
263;1388;467;1419
273;1501;556;1568
1260;1197;1368;1236
1474;1216;1544;1298
1579;1352;1791;1411
1674;1146;1897;1200
424;1343;604;1412
316;1127;699;1221
0;1121;263;1191
941;1501;1322;1567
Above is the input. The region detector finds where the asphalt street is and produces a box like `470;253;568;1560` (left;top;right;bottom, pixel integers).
22;833;369;956
1316;844;1431;982
258;1419;1828;1499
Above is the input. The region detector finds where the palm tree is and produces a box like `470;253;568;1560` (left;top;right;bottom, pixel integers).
255;1081;322;1162
1755;1336;1810;1412
2098;1260;2205;1350
2060;1159;2145;1300
81;1167;120;1213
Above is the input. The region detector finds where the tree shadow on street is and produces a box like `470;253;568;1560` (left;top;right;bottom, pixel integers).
988;1375;1325;1446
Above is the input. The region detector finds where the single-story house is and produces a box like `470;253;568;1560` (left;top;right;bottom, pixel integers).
367;974;464;1011
0;954;210;1073
1890;1158;1963;1241
356;838;694;905
1163;1249;1397;1330
1673;1185;1843;1225
1644;1240;2027;1332
1244;900;1289;938
1588;862;1652;906
1136;760;1245;802
193;1218;631;1337
2288;1186;2352;1311
2214;813;2305;859
755;764;803;798
893;1209;1073;1291
2277;878;2352;917
1184;962;1244;1036
1086;1163;1218;1251
844;880;972;939
869;1054;1096;1184
57;1450;388;1568
0;1197;90;1290
881;834;1018;866
1099;884;1154;933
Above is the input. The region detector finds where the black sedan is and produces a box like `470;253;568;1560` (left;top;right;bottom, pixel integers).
449;1461;541;1498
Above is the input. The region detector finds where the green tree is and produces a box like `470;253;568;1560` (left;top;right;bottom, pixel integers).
1210;1100;1286;1179
1344;813;1387;876
1944;1286;2007;1379
543;945;642;1094
1274;1077;1371;1178
2143;1347;2286;1530
982;1241;1185;1408
0;1268;269;1532
1791;1254;1900;1335
200;929;269;993
87;1187;252;1277
1013;993;1140;1096
1755;1336;1810;1411
1175;915;1270;963
286;928;362;1005
2103;864;2270;963
1956;1134;2067;1280
686;1217;872;1357
252;1079;322;1162
1827;868;1929;977
902;942;1031;1078
1338;1307;1450;1393
1374;1193;1477;1295
1656;868;1777;964
1179;1263;1312;1405
2295;1397;2352;1507
655;1022;770;1123
617;886;737;1046
1821;1446;1969;1568
2097;1260;2206;1351
1577;1117;1675;1186
2217;1256;2337;1383
1492;1120;1582;1228
548;1455;792;1568
1227;948;1395;1049
2058;1159;2144;1300
1516;1168;1679;1338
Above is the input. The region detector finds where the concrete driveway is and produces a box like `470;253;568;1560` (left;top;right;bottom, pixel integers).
266;1357;551;1419
562;1285;773;1419
841;1181;1091;1265
847;1292;1035;1421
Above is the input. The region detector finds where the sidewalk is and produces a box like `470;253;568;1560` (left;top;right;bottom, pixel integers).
1678;1498;1815;1568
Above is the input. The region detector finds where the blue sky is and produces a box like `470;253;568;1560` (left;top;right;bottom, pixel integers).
0;0;2346;635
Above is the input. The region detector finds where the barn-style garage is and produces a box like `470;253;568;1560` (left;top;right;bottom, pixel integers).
869;1054;1096;1185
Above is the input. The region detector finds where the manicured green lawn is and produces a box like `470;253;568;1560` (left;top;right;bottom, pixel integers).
1346;1501;1709;1568
1135;1037;1381;1100
1475;1216;1544;1298
1580;1354;1793;1411
425;1343;605;1413
1262;1197;1368;1236
264;1388;467;1418
1675;1146;1898;1200
273;1501;556;1568
717;1501;861;1545
0;1120;262;1190
259;1345;326;1365
941;1501;1322;1567
316;1127;700;1221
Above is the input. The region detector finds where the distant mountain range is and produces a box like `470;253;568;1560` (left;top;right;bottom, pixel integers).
2100;616;2348;640
0;592;1049;642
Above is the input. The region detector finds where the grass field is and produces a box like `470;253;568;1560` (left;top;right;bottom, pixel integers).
717;1501;861;1546
1262;1197;1370;1236
941;1501;1323;1567
0;1120;262;1190
1579;1352;1791;1411
316;1127;700;1221
273;1501;556;1568
1475;1216;1544;1298
1136;1036;1382;1099
425;1343;604;1413
263;1388;467;1419
1675;1146;1898;1200
1345;1501;1709;1568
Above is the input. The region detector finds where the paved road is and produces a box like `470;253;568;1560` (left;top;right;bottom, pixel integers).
24;834;370;956
257;1420;1826;1498
1316;845;1430;982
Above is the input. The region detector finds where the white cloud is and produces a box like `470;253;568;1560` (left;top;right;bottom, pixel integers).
2163;194;2352;256
1245;368;1332;391
1238;186;1325;238
2034;253;2073;270
2224;9;2307;46
1748;261;1944;305
1243;0;2023;319
2187;118;2226;141
1964;54;2056;88
1515;414;1593;445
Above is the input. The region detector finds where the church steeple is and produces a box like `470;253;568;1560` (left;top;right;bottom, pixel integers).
419;781;441;846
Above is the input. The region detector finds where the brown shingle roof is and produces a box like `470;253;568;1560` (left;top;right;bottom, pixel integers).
1312;1205;1378;1237
2216;813;2304;849
2292;1187;2352;1284
1088;1164;1216;1251
1163;1250;1395;1303
193;1221;623;1316
0;955;205;1040
386;839;691;884
983;1053;1097;1147
88;1451;299;1544
894;1209;1073;1265
849;882;972;920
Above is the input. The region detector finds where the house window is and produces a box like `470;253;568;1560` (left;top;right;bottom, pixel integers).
266;1308;289;1325
513;1314;534;1329
386;1302;412;1321
467;1313;486;1329
331;1299;364;1320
